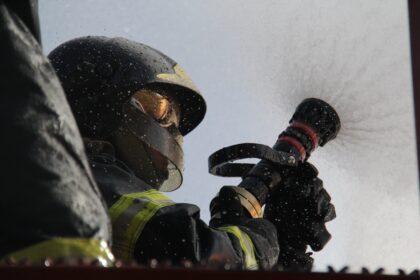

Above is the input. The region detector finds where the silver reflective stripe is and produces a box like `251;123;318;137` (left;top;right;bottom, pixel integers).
218;225;258;270
109;190;175;261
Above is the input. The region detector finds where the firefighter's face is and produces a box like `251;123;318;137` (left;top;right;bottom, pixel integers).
130;87;183;145
130;88;182;177
111;86;184;189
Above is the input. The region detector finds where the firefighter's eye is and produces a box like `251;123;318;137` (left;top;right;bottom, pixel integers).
131;89;179;128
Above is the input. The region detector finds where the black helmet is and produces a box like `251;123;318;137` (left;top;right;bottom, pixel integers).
48;36;206;191
48;36;206;138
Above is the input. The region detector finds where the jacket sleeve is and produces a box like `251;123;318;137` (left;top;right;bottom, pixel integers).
110;192;279;269
0;0;111;258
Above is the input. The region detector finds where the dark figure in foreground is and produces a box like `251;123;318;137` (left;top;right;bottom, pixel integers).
0;0;335;270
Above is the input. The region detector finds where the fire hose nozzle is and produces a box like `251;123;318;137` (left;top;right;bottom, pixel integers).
209;98;341;218
278;98;341;162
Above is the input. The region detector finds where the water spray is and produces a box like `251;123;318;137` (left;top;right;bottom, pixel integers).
209;98;341;225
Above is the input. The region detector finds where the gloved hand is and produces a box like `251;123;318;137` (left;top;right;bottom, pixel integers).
263;161;335;271
209;186;248;227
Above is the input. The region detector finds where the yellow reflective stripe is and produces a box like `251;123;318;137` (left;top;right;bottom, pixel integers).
109;190;172;222
242;233;258;270
124;198;173;259
0;239;114;266
109;196;134;223
109;189;175;261
218;226;258;270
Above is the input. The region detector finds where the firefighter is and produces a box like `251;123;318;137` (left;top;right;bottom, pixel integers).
0;0;334;269
0;1;114;265
47;36;277;269
47;36;335;270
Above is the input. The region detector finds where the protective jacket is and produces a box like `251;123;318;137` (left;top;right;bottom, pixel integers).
86;140;280;269
0;0;113;265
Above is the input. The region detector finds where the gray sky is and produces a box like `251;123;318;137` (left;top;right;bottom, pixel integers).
40;0;420;272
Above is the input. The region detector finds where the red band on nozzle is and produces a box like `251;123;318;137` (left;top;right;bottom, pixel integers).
278;136;306;161
290;121;320;151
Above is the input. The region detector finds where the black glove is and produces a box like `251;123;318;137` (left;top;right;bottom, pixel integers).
209;186;247;227
263;161;335;271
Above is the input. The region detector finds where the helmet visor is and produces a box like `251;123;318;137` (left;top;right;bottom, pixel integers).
119;100;184;191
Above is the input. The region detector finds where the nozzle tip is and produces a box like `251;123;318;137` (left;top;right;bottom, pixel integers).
291;98;341;146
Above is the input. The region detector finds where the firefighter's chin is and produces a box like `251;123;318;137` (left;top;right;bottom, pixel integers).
132;143;170;188
111;130;169;188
